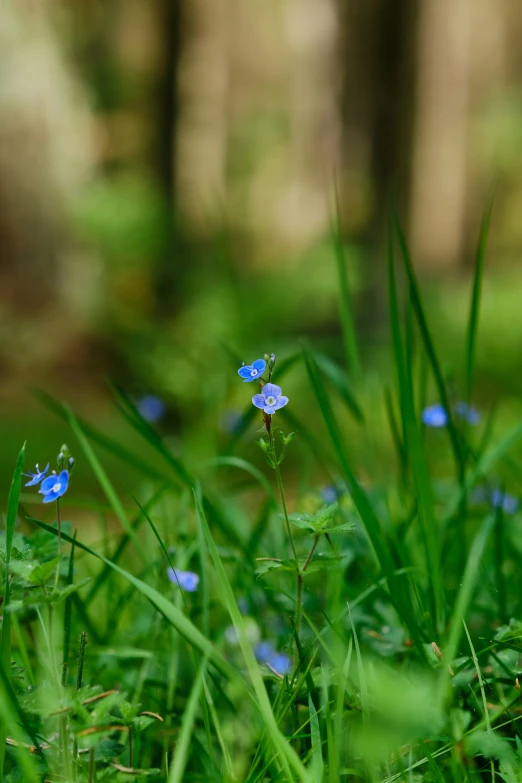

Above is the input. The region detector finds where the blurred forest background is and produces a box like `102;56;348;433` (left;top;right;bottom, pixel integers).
2;0;522;492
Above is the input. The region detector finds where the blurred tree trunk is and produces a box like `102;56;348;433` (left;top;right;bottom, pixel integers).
409;0;472;269
338;0;419;246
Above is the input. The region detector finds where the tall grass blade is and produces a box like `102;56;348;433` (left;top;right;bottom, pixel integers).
438;513;495;705
28;518;242;686
303;349;427;657
65;407;143;559
465;192;495;403
388;238;442;633
0;444;25;782
194;490;312;783
394;216;463;475
331;189;362;384
33;388;172;484
167;657;208;782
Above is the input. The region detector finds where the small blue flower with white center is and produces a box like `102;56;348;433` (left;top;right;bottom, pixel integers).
39;470;69;504
454;401;480;425
421;404;448;428
23;463;50;487
238;359;266;382
252;383;289;415
167;567;199;592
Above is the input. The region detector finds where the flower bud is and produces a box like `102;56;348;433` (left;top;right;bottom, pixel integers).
68;457;75;470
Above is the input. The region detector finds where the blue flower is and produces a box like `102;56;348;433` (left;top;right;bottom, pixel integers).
23;463;50;487
167;567;199;592
39;470;69;504
320;484;345;503
238;359;266;382
252;383;289;415
491;489;518;515
421;404;448;428
136;395;166;422
454;402;480;425
254;641;291;676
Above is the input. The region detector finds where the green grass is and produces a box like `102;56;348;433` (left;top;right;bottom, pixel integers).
3;210;522;782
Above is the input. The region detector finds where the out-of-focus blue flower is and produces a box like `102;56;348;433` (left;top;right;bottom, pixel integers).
238;359;266;382
252;383;289;415
167;567;199;592
39;470;69;504
254;641;292;676
136;395;166;423
421;404;448;428
455;402;480;425
491;489;518;515
320;485;344;503
24;463;49;487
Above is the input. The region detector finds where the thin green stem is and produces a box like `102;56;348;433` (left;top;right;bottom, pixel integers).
53;498;62;594
269;430;298;568
294;537;319;650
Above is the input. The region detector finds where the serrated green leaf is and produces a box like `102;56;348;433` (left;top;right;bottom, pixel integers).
28;557;61;585
95;739;126;763
255;560;296;577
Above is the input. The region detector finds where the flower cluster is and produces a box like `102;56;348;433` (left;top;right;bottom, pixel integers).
24;444;74;504
237;354;289;416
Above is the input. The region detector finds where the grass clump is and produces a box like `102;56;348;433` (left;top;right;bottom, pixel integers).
3;214;522;782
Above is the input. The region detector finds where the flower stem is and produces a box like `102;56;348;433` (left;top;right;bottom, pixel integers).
269;430;298;568
294;537;319;671
53;498;62;594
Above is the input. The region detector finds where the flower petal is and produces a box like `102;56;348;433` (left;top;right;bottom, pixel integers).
238;365;253;379
43;491;60;504
262;383;282;400
40;475;58;494
273;396;288;410
57;470;69;494
252;394;266;409
252;359;266;373
263;405;276;415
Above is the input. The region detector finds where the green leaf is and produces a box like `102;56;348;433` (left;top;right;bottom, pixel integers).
28;557;61;585
95;740;125;763
255;560;296;577
7;579;91;610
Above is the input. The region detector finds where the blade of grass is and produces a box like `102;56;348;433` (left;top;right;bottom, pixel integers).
84;484;168;607
33;388;173;485
394;216;463;475
167;656;208;783
111;383;193;488
388;238;442;633
0;444;25;782
438;513;495;707
62;531;76;687
303;348;427;658
65;407;144;562
194;490;312;783
465;191;495;403
307;694;323;783
331;188;362;384
28;518;242;686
